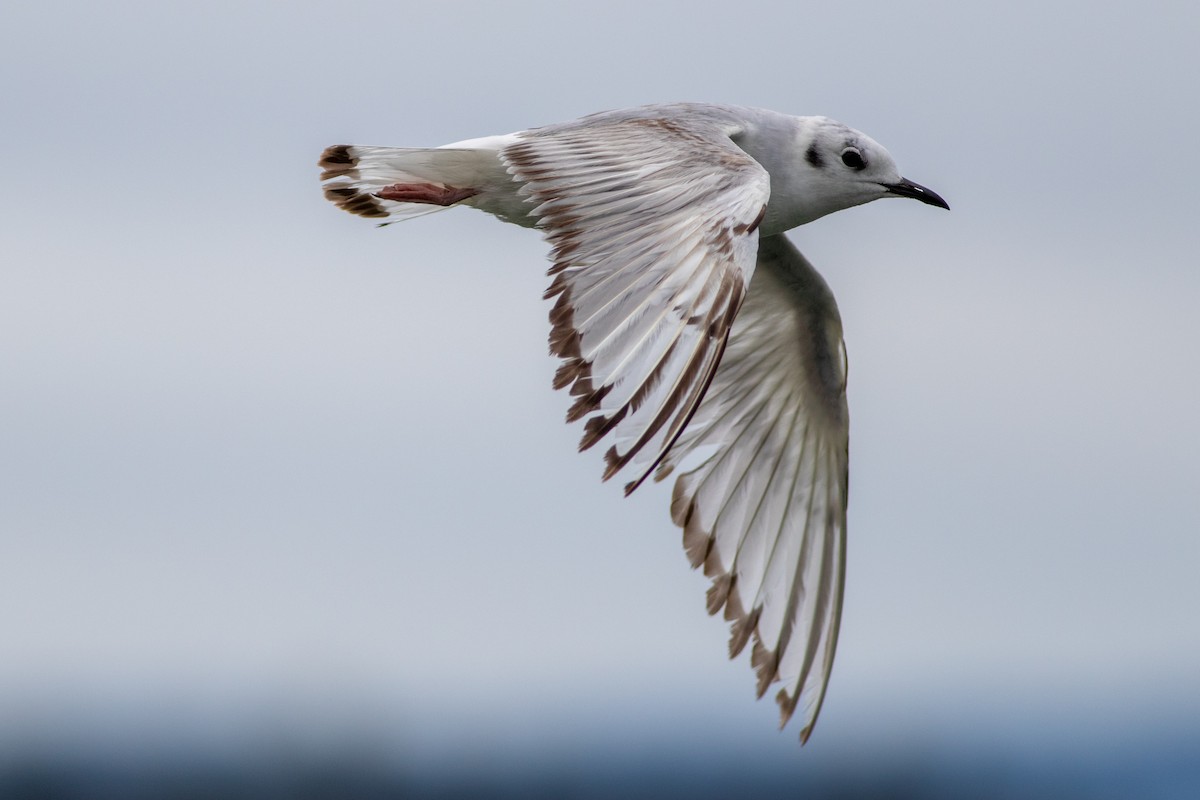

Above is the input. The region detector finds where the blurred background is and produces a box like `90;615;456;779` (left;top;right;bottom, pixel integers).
3;1;1199;797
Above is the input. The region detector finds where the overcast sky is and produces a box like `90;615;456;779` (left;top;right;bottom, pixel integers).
2;0;1198;763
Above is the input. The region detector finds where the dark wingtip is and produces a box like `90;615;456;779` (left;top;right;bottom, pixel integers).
319;144;355;168
321;184;388;218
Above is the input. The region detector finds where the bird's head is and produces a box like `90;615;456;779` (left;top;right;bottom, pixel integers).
791;118;949;222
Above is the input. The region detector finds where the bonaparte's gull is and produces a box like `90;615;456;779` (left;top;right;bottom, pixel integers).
319;103;948;743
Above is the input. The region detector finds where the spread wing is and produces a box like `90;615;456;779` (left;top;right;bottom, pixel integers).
502;115;771;488
655;234;850;743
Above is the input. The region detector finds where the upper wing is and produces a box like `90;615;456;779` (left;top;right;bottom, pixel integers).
655;234;850;743
502;115;771;488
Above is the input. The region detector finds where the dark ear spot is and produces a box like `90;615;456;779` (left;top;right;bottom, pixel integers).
805;143;824;168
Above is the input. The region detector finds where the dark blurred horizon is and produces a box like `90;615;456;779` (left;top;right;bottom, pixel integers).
7;744;1199;800
5;729;1198;799
4;687;1198;799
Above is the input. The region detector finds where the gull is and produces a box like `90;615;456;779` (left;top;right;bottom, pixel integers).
318;103;948;743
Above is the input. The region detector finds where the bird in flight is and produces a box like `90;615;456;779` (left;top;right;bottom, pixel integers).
318;103;948;743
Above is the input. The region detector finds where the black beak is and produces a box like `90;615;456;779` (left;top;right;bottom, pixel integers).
884;178;949;210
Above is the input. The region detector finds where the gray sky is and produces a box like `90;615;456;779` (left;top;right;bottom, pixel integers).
2;0;1198;759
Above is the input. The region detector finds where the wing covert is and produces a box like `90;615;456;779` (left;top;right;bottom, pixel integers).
502;115;771;488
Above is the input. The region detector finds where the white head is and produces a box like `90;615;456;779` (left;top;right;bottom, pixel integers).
781;117;948;226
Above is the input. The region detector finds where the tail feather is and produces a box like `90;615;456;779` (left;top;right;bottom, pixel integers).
318;144;486;225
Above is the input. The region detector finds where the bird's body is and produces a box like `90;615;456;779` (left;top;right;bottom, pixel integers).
319;103;947;743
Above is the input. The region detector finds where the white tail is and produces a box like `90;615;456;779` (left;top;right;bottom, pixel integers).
318;144;494;225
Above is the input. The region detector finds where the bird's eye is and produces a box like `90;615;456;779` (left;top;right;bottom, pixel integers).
841;148;866;170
